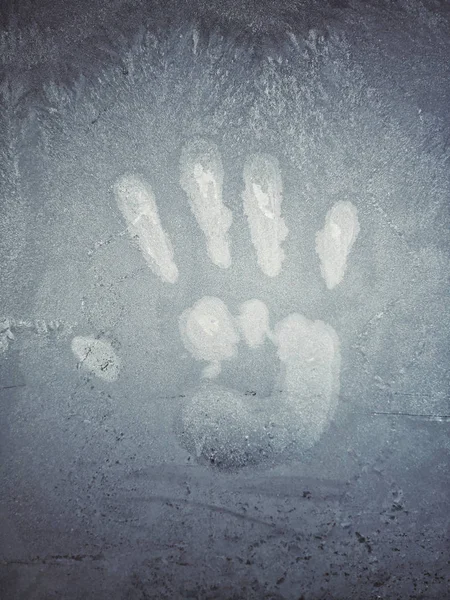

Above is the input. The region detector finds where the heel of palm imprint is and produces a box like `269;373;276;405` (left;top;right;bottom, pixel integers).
178;295;341;463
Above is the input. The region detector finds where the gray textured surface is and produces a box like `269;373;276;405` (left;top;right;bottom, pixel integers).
1;0;449;598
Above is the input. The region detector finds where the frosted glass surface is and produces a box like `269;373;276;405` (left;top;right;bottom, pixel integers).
1;1;449;598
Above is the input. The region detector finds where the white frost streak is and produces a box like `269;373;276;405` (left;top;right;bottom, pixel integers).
179;296;239;379
273;314;341;440
71;336;120;381
180;140;232;269
237;299;270;348
315;201;360;290
115;175;178;284
242;154;288;277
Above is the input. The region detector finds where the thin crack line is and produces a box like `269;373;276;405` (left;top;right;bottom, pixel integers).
125;495;289;532
362;411;450;421
0;384;26;391
1;553;104;567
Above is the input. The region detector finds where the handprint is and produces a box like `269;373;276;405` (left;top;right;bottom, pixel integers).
73;137;359;469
